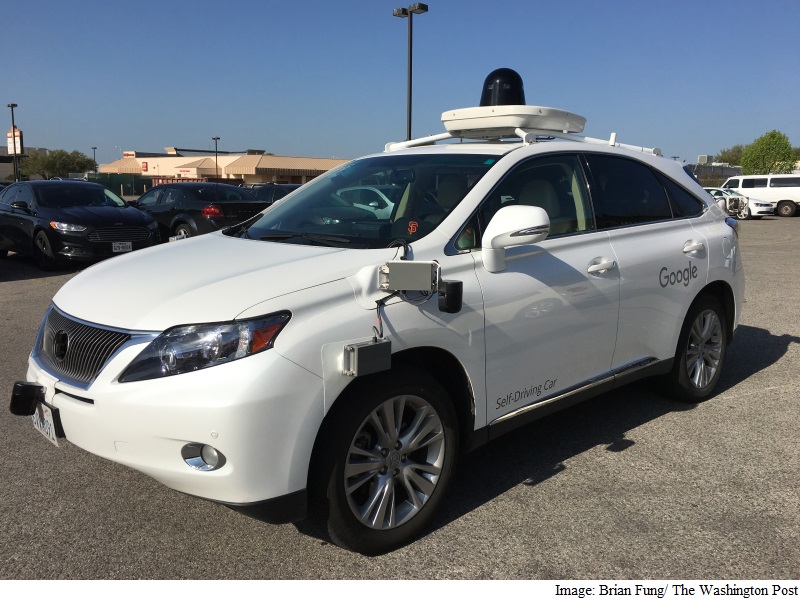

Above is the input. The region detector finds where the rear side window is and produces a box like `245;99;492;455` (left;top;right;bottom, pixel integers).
585;154;672;227
742;178;768;188
770;177;800;187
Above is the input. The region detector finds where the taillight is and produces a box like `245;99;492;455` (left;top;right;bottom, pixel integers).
202;204;224;219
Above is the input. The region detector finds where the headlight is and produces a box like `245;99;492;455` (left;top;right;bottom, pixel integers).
146;221;159;230
119;312;290;382
50;221;87;232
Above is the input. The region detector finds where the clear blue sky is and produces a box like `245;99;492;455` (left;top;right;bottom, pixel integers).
4;0;798;165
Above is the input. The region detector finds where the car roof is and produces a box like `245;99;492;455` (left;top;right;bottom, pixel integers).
153;182;245;189
24;179;104;187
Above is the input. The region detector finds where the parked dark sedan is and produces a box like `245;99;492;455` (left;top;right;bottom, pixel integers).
132;182;270;239
0;180;160;269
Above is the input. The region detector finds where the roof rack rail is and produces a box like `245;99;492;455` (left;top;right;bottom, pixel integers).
385;128;662;157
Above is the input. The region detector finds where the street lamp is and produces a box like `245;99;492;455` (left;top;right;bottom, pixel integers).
91;146;97;175
7;103;19;182
212;136;220;180
393;3;428;141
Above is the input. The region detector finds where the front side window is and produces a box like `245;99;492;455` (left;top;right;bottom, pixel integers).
585;154;672;227
235;154;497;249
163;188;186;204
477;154;594;238
0;184;19;204
723;179;740;189
137;188;163;207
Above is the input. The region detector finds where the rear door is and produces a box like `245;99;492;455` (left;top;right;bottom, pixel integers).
584;153;709;367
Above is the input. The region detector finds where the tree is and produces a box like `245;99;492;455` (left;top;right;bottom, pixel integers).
740;130;796;175
714;144;745;166
21;149;96;179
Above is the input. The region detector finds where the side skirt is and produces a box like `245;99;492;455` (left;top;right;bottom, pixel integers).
466;357;673;449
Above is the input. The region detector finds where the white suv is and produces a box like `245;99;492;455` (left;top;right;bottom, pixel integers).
11;69;744;555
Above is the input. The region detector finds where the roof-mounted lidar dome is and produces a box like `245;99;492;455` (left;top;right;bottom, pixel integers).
479;68;525;107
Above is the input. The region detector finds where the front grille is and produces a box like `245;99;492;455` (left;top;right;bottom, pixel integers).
87;226;151;242
38;307;131;386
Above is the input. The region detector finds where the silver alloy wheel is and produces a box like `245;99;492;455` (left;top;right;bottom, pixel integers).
685;309;723;389
344;394;446;530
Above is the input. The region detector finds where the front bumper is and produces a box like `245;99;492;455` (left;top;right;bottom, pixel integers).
18;342;324;518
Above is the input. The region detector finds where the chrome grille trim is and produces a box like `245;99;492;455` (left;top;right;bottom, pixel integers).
34;305;158;389
87;226;151;242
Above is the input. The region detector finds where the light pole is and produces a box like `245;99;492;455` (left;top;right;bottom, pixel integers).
212;136;220;180
91;146;97;175
393;3;428;141
7;103;19;182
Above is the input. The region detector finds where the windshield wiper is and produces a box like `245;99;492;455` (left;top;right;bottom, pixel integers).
259;232;351;246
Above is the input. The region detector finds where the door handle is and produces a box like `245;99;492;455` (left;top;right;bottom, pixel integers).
683;241;704;254
587;259;617;274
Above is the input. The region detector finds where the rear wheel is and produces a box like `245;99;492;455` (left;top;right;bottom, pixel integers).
777;202;796;217
310;369;458;555
664;295;728;402
34;231;57;270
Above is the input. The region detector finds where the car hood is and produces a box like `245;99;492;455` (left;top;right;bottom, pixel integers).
53;233;382;331
45;205;153;226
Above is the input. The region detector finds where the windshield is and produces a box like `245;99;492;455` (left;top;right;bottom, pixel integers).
37;184;127;208
232;154;498;248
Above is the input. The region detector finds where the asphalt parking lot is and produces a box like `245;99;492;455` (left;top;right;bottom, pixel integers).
1;217;798;580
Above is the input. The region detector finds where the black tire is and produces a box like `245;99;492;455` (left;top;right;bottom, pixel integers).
309;368;458;555
34;231;57;270
739;206;751;220
777;202;796;217
174;223;193;238
664;294;728;402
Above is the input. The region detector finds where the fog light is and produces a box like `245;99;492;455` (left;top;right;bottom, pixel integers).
181;442;226;471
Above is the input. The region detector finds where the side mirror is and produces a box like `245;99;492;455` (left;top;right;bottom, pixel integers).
10;201;31;212
481;205;550;273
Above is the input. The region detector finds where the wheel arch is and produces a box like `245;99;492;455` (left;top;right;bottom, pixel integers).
307;346;476;490
697;280;736;342
169;214;198;234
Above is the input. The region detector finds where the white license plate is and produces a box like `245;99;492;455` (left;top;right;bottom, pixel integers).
32;403;60;447
112;241;133;252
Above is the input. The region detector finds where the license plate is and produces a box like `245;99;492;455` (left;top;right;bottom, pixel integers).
32;402;61;447
112;241;133;252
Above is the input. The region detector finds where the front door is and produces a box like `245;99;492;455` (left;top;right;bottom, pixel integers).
474;154;620;423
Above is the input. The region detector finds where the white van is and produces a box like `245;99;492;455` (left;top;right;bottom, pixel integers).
721;174;800;217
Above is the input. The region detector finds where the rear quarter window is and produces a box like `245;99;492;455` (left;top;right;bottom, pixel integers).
661;177;705;217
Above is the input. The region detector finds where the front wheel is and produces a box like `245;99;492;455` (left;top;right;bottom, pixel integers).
34;231;57;270
664;295;728;402
174;223;193;238
738;206;751;220
310;369;458;554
